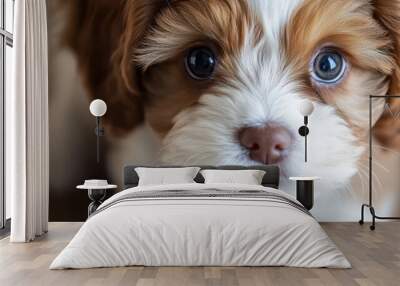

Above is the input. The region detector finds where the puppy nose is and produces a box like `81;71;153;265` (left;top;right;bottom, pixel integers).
239;124;292;164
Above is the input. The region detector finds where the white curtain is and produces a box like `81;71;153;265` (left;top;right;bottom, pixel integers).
7;0;49;242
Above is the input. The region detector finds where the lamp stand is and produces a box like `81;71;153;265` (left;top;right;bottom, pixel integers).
305;133;307;162
94;117;105;163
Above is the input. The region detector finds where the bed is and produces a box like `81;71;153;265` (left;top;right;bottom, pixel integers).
50;165;350;269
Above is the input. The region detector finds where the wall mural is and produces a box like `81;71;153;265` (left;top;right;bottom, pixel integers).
47;0;400;221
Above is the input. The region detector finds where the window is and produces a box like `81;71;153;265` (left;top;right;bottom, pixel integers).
0;0;14;231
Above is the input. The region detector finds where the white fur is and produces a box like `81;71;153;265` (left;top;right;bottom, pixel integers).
160;0;364;190
114;0;383;192
248;0;304;44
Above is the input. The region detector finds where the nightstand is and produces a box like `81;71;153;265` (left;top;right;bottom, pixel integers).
77;181;117;217
289;177;320;210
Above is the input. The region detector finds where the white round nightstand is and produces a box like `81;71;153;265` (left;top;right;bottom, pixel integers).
77;183;117;217
289;177;320;210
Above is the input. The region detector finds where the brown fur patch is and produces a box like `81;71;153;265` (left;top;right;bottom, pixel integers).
286;0;393;82
63;0;142;135
372;0;400;149
63;0;169;136
141;56;213;136
285;0;396;141
136;0;263;136
65;0;262;137
136;0;261;69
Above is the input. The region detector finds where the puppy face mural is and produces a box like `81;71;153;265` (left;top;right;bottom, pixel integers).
66;0;400;186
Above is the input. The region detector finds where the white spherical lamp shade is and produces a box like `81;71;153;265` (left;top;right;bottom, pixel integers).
89;99;107;117
298;100;314;116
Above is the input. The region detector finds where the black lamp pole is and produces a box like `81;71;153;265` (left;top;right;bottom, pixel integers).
298;116;310;162
94;117;105;163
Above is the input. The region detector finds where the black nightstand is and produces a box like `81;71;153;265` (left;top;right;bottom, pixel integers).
289;177;319;210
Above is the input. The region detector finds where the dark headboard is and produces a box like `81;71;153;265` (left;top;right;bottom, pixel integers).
123;165;280;189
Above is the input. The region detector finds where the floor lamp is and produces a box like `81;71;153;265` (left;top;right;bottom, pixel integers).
359;95;400;230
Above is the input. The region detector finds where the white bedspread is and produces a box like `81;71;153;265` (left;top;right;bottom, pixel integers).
50;183;350;269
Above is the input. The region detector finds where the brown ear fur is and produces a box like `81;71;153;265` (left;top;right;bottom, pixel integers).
64;0;165;135
373;0;400;149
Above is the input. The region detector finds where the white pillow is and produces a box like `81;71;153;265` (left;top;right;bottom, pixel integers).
200;169;266;185
135;167;200;186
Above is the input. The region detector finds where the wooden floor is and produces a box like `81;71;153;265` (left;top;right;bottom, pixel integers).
0;222;399;286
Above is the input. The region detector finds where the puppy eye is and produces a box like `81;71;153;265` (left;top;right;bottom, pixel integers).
185;47;216;80
311;49;346;84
